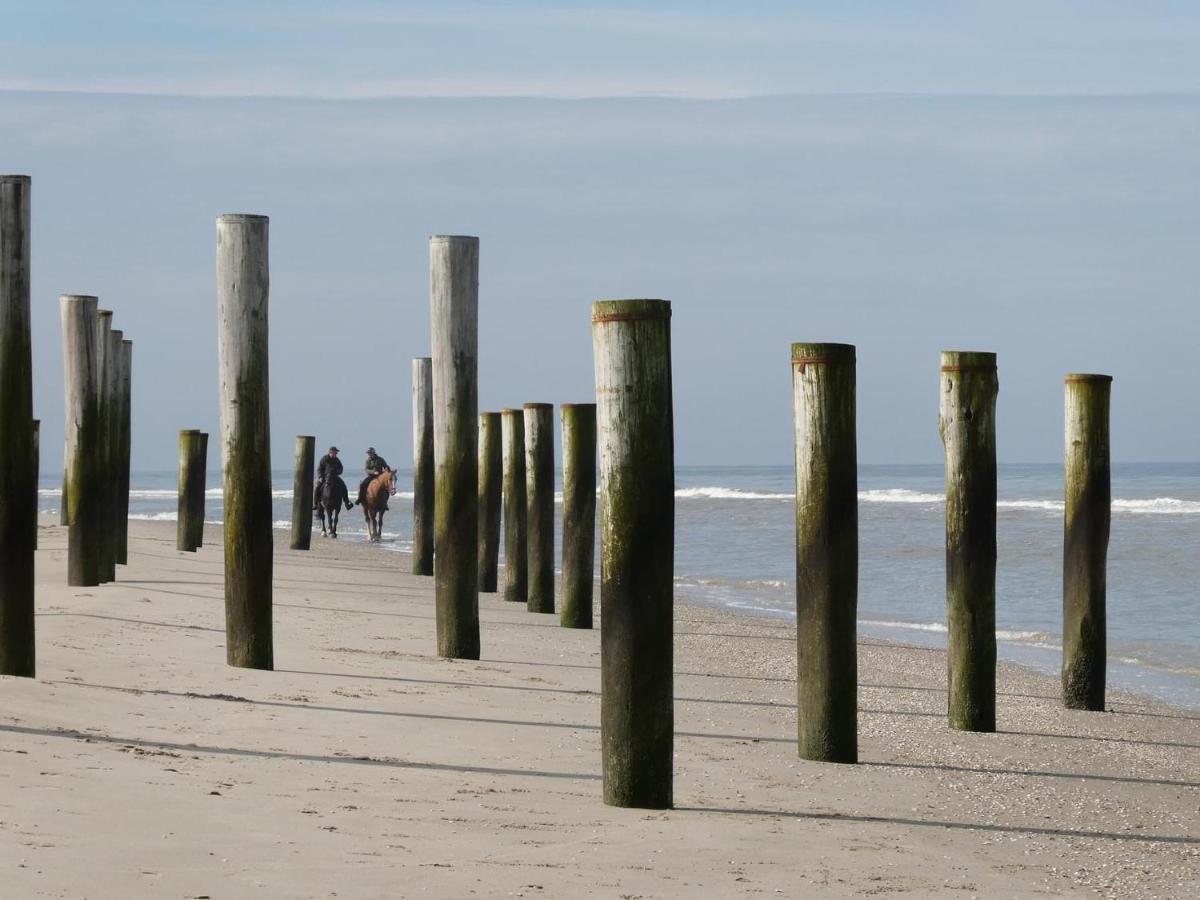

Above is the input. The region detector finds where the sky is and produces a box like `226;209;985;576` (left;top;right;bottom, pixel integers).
2;2;1198;469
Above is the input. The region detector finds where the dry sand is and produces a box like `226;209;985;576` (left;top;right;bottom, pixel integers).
2;516;1198;899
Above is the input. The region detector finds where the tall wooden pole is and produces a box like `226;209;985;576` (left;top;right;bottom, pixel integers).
177;430;204;552
217;214;273;670
592;299;674;809
411;357;434;576
791;343;858;763
1063;374;1112;711
938;350;998;733
116;339;132;565
501;407;527;604
291;436;315;551
430;235;479;659
60;295;103;588
192;433;208;549
31;419;39;552
93;309;113;583
0;174;36;676
524;402;555;614
477;411;502;593
104;328;123;580
560;403;596;629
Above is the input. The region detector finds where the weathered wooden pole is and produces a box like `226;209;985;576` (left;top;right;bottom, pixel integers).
0;174;36;676
177;430;205;552
791;343;858;763
116;339;132;565
430;235;479;659
560;403;596;629
31;419;39;551
477;411;502;593
592;299;674;809
217;214;273;670
524;402;555;614
501;407;527;604
411;357;434;576
938;350;998;733
103;328;123;580
291;435;315;551
1063;374;1112;711
191;433;208;549
93;309;113;583
60;295;103;588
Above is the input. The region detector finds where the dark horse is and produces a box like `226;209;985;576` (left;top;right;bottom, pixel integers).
316;474;352;538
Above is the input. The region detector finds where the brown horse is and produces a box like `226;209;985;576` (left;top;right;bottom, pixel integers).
362;467;397;542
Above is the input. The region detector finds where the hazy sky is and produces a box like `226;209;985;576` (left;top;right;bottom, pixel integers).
2;3;1198;469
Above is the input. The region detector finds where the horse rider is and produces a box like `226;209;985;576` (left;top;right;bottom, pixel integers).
356;447;390;509
313;446;343;510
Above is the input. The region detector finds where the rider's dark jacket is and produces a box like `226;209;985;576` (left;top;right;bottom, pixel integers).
317;454;344;482
364;453;388;476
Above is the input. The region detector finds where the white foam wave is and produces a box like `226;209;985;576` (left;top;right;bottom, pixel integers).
129;512;177;522
859;489;943;504
1112;497;1200;515
676;486;792;500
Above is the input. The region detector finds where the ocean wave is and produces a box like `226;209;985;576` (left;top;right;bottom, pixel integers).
859;489;943;504
676;486;792;500
129;512;177;522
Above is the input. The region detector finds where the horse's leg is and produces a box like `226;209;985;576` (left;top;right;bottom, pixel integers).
331;506;338;539
318;507;326;536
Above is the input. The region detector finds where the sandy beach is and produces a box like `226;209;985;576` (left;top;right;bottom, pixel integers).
1;516;1197;898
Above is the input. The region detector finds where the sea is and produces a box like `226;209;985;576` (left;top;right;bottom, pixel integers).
39;463;1200;711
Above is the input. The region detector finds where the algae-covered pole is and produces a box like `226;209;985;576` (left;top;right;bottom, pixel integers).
116;339;132;565
1063;374;1112;711
524;402;555;614
792;343;858;763
60;295;102;588
501;407;527;604
411;357;434;576
290;435;315;551
177;430;204;552
217;214;273;670
430;235;479;659
592;299;675;809
477;411;502;593
104;328;123;580
0;175;36;676
560;403;596;629
938;350;998;733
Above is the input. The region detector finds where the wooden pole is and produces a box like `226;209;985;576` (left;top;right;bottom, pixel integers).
430;235;479;659
411;357;434;576
60;295;103;588
31;419;38;552
791;343;858;763
0;174;36;676
217;214;273;670
560;403;596;629
592;299;674;809
177;430;204;552
93;309;113;583
104;328;122;580
1063;374;1112;711
116;339;132;565
291;435;315;551
192;433;208;549
501;407;527;604
524;402;555;614
938;350;998;733
477;411;502;593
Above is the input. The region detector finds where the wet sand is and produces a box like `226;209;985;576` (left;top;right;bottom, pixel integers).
2;516;1197;898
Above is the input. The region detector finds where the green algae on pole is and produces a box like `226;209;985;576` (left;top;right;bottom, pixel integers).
524;402;555;614
291;435;315;551
560;403;596;629
1063;374;1112;711
938;350;998;733
501;407;527;604
60;295;103;588
177;430;206;552
0;175;36;676
217;214;273;670
477;411;502;593
412;357;434;576
791;343;858;763
430;235;479;659
116;340;132;565
592;299;674;809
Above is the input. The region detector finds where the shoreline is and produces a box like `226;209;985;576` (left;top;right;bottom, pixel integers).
8;516;1198;897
